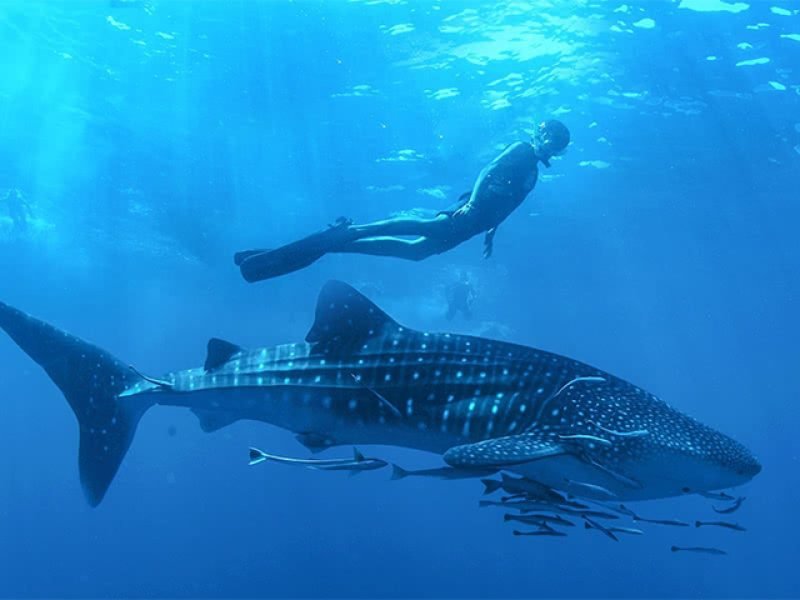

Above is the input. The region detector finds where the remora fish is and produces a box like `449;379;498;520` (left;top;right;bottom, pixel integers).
482;473;567;504
391;464;497;481
671;546;727;556
583;522;643;536
504;513;575;527
0;280;762;506
621;505;690;527
479;500;619;520
512;528;567;538
695;520;746;532
713;497;746;514
249;447;387;472
583;516;619;541
564;478;617;499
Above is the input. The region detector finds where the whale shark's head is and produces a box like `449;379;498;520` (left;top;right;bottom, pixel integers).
600;402;760;499
634;409;762;496
524;380;762;500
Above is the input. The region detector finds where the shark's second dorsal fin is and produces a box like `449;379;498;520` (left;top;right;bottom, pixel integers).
204;338;243;371
306;281;399;349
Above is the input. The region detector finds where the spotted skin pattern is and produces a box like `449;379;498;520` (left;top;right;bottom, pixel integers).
0;281;761;505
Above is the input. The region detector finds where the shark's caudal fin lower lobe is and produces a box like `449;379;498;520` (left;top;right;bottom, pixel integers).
0;301;152;507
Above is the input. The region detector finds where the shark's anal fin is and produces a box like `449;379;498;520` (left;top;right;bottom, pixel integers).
443;433;566;468
191;409;240;433
204;338;244;372
306;281;401;353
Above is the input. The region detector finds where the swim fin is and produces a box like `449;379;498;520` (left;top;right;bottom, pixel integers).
233;249;268;266
236;218;355;283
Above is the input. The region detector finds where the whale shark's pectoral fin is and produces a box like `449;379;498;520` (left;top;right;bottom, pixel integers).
306;280;403;354
295;431;336;453
443;433;567;468
191;409;240;433
204;338;244;371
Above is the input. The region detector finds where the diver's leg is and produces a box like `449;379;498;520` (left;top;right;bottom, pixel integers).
235;214;454;282
349;214;450;238
332;235;451;262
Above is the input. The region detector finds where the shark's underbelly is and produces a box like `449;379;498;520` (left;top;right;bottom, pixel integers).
152;383;470;453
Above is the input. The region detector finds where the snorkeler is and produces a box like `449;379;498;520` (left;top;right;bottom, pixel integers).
445;272;476;321
235;120;570;283
2;188;32;233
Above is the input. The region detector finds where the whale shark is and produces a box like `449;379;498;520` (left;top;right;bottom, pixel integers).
0;280;760;506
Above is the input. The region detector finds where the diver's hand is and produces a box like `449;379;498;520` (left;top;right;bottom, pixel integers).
452;204;471;219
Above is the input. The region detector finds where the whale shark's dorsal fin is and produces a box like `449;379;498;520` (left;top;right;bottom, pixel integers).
306;281;400;349
204;338;243;371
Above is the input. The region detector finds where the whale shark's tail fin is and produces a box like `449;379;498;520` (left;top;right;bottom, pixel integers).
0;301;153;507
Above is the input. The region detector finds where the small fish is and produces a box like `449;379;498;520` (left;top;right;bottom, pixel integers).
564;478;617;499
583;516;619;541
635;517;690;527
392;464;496;481
671;545;727;556
512;528;567;538
480;500;618;520
504;513;575;527
619;505;689;527
695;520;746;532
501;494;527;503
483;474;566;504
349;374;403;418
712;497;745;514
248;447;387;472
584;522;643;536
615;504;639;518
691;490;736;501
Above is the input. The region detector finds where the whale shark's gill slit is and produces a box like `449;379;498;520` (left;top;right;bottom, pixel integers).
350;373;402;418
588;420;649;438
529;376;606;428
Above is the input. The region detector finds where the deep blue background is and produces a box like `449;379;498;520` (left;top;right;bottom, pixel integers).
1;1;798;597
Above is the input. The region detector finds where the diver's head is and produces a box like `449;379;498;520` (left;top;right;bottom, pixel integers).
532;119;570;167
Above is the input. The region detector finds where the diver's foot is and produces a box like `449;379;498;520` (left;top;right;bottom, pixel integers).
236;218;356;283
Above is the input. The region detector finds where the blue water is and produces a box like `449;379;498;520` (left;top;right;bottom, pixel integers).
1;0;799;597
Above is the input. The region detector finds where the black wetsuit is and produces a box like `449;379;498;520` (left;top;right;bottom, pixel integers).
236;141;542;282
336;141;540;260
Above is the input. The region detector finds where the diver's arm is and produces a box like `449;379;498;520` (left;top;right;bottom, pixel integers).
437;191;472;217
